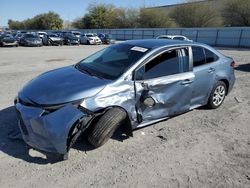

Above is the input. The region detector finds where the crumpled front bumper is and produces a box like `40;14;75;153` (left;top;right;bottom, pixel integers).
15;103;91;154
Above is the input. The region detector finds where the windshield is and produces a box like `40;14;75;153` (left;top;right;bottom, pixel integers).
76;44;151;80
173;37;185;40
49;34;58;37
24;34;39;38
2;34;14;38
86;34;93;37
65;33;76;38
158;36;171;39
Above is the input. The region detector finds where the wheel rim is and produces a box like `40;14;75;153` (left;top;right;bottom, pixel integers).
212;85;226;106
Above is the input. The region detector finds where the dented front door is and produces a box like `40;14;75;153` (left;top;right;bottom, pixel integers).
135;72;194;123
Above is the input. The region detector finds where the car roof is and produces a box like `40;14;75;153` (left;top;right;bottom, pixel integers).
122;39;193;49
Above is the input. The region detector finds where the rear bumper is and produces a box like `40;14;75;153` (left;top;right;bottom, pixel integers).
50;40;63;45
2;41;18;46
88;40;96;44
24;43;42;47
15;102;91;154
66;40;79;45
95;40;102;44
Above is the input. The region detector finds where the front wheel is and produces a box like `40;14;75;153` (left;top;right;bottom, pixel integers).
207;81;227;109
88;108;127;147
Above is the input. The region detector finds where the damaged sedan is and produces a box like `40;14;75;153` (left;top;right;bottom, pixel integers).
15;39;235;159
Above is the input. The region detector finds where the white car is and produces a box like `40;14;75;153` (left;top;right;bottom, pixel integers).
71;31;81;38
156;35;193;42
80;33;102;45
37;31;47;39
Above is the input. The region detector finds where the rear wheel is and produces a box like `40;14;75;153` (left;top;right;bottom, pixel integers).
207;81;227;109
88;108;127;147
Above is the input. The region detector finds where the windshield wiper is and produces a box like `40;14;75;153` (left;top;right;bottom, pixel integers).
75;64;104;79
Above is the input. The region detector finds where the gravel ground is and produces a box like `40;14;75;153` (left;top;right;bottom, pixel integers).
0;45;249;188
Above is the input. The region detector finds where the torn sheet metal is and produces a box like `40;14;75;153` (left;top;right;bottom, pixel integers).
134;72;194;122
15;103;88;154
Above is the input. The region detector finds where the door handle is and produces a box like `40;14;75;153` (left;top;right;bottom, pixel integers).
208;67;215;73
181;79;193;85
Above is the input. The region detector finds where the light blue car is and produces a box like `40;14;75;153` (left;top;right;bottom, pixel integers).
15;39;235;159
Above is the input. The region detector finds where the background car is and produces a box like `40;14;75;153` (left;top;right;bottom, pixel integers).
157;35;193;42
19;33;43;47
0;34;18;47
80;33;102;45
14;33;24;42
61;32;80;45
37;31;47;39
71;31;81;38
43;33;64;46
98;33;115;44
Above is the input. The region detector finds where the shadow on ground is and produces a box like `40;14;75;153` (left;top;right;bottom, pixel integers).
0;106;127;164
235;63;250;72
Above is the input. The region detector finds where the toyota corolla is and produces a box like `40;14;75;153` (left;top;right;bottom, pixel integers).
15;39;235;160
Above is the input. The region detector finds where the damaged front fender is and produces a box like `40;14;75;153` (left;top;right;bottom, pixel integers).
15;103;92;154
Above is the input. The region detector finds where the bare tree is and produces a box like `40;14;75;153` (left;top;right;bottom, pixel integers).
138;9;174;28
170;1;222;27
222;0;250;26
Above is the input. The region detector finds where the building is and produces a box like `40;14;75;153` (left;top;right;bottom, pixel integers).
147;0;223;14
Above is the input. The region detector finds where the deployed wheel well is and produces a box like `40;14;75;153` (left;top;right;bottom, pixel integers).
219;79;229;95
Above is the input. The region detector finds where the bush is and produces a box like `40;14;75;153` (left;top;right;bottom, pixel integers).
8;11;63;30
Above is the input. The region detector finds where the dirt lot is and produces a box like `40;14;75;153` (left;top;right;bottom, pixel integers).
0;45;249;188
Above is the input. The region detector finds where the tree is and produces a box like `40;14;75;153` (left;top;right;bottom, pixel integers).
170;1;222;27
222;0;250;26
138;9;174;28
83;4;118;29
73;6;140;29
8;20;25;30
8;11;63;30
114;8;139;28
72;17;85;29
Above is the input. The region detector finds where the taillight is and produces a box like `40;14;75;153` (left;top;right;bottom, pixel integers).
230;60;236;68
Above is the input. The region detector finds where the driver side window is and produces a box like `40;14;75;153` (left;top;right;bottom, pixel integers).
135;48;189;80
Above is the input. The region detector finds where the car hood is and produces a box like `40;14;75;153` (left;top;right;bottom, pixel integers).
2;37;16;43
88;36;99;40
49;37;63;41
66;36;78;40
19;66;112;106
24;38;40;41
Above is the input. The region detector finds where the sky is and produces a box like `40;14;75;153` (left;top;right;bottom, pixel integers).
0;0;183;26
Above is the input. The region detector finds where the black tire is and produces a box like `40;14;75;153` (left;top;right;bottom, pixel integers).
207;81;227;109
88;108;127;147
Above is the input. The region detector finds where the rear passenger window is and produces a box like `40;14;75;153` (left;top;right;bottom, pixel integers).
204;48;219;63
192;47;206;67
136;48;189;80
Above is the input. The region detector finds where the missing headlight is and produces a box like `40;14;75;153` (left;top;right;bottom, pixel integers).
41;100;84;116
